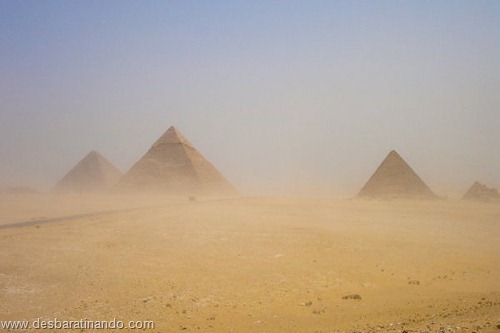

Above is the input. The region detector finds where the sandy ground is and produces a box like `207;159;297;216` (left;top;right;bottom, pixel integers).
0;195;499;332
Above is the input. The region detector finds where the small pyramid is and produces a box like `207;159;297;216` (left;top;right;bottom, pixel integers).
54;151;122;194
117;126;236;195
358;150;436;199
463;181;499;201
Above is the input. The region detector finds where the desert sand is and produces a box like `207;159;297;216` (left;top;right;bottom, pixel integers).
0;194;499;332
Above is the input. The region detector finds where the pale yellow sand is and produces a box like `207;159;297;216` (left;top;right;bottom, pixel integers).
0;196;499;332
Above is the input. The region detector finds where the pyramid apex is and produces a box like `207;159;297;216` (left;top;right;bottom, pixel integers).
82;150;104;162
86;150;100;157
153;126;194;148
387;150;400;157
165;126;178;135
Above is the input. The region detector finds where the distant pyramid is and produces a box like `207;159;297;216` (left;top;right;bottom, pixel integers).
358;150;436;199
117;126;236;195
463;181;499;201
54;151;122;194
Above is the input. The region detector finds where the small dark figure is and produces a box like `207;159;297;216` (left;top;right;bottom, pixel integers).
342;294;362;300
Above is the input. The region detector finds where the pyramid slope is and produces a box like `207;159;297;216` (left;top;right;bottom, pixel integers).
463;181;499;201
54;151;123;194
117;127;236;195
358;150;436;199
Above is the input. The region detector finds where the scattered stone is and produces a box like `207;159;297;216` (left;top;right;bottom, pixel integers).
342;294;362;300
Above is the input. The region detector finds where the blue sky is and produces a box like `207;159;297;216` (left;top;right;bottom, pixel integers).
1;1;499;195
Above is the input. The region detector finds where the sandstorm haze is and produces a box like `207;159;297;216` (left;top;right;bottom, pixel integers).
1;1;499;196
1;3;499;331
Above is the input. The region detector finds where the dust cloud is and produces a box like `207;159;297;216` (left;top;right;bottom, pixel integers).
0;128;499;331
1;2;499;331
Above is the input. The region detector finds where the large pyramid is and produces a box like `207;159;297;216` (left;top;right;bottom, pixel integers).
117;126;236;195
358;150;436;199
54;151;122;194
463;181;499;201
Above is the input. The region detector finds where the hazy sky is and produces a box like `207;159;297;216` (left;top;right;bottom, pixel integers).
1;1;499;196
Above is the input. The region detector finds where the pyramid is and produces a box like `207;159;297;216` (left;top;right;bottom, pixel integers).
116;126;236;195
462;181;499;201
358;150;436;199
54;151;122;194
